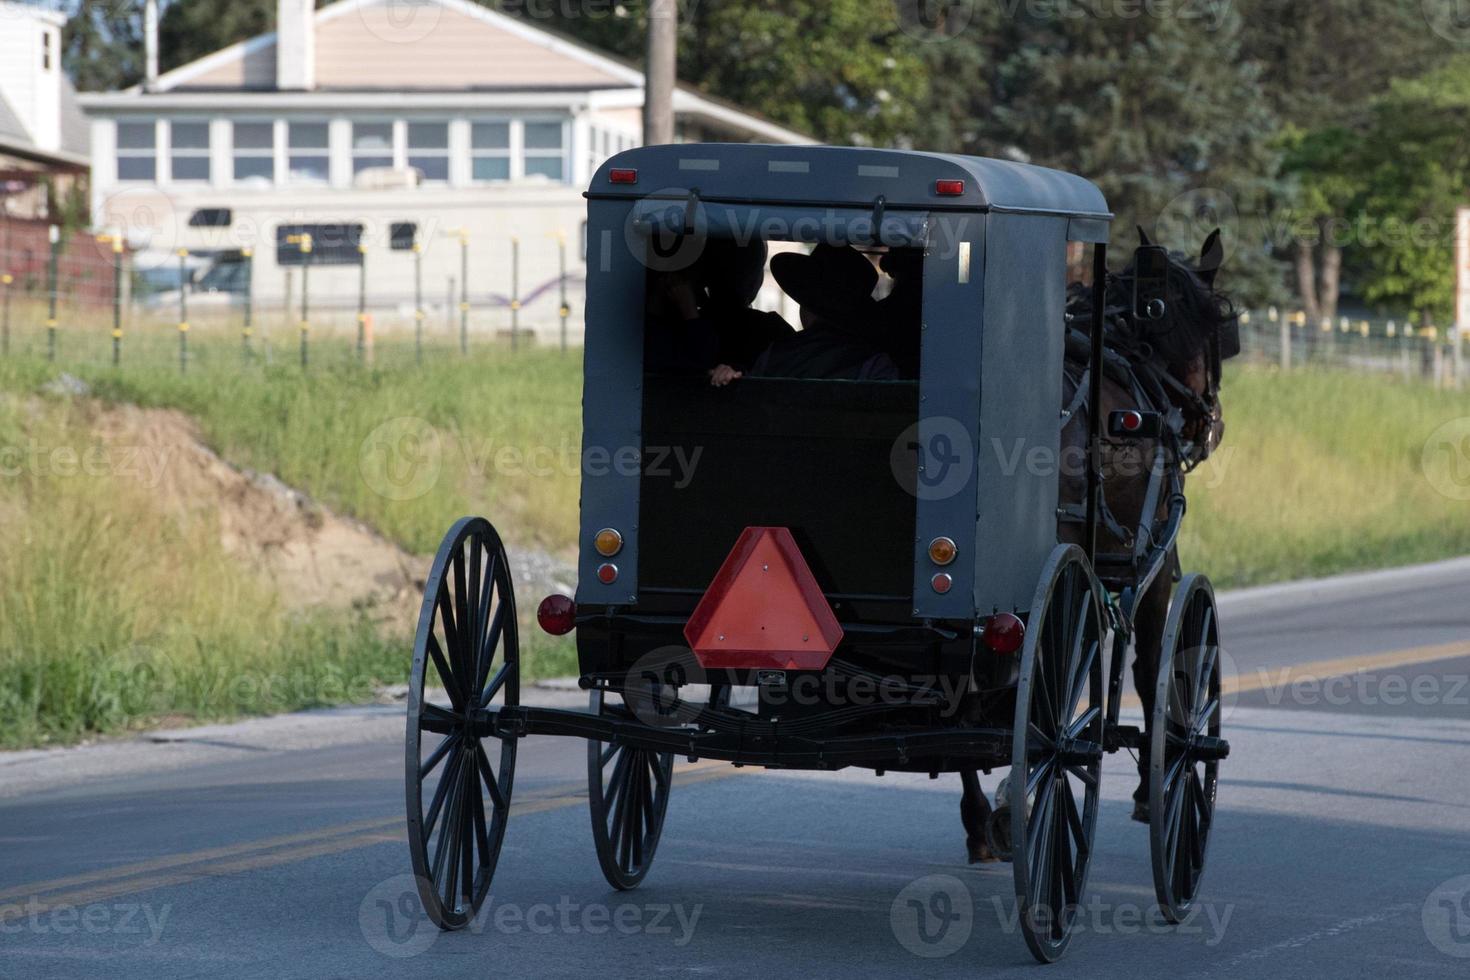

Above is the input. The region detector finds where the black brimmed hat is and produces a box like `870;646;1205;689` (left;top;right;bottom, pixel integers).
771;244;883;325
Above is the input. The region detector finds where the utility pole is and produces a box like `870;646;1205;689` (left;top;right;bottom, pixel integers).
643;0;677;145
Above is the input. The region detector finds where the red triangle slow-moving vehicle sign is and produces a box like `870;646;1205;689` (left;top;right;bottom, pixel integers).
684;527;845;671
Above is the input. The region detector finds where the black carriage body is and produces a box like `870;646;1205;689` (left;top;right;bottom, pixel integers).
568;144;1112;768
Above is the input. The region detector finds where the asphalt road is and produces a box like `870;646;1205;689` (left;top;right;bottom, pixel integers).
2;559;1469;979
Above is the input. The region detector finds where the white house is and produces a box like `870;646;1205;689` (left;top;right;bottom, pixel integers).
0;1;89;220
78;0;809;341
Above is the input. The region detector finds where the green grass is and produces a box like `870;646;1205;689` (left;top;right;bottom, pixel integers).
1180;365;1470;586
0;393;404;748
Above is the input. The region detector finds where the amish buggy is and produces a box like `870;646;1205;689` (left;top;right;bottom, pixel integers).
402;143;1237;963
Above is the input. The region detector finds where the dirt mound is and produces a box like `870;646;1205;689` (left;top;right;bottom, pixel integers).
88;403;420;617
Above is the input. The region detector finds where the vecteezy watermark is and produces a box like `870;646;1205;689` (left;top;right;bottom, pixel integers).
989;894;1235;944
1423;0;1470;47
890;418;977;502
355;0;443;45
896;0;979;42
1421;417;1470;501
891;875;974;957
1245;667;1469;711
358;875;704;958
357;417;703;502
358;417;444;502
1424;875;1470;958
0;440;178;489
0;898;171;944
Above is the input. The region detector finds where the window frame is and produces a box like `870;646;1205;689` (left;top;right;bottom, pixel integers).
406;120;451;185
231;119;277;185
469;118;513;185
286;120;332;185
115;119;158;183
350;119;396;178
521;118;569;183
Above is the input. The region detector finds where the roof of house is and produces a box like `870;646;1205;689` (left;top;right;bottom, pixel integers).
84;0;810;144
0;81;90;170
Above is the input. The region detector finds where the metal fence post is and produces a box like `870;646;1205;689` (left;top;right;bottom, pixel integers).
1;271;11;357
46;224;59;362
177;248;189;373
1278;310;1290;372
299;234;312;369
110;235;123;365
242;247;254;359
557;232;569;353
446;276;455;339
413;240;424;365
459;230;469;355
357;242;368;362
510;235;520;351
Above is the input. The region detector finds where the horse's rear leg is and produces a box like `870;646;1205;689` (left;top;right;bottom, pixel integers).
1130;547;1179;822
959;769;997;862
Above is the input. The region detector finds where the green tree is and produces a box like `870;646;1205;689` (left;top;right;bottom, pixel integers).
1237;0;1455;321
494;0;929;146
63;0;145;91
912;4;1284;303
1353;58;1470;322
157;0;277;73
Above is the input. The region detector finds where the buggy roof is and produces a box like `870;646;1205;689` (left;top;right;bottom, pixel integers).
589;143;1112;226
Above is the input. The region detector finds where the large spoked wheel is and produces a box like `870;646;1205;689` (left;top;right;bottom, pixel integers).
1010;544;1106;964
406;517;519;930
1150;573;1224;923
587;689;675;890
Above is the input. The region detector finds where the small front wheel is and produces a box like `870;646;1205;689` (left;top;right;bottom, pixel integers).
587;689;674;890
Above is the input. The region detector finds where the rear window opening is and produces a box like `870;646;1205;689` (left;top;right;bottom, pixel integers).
639;236;924;600
642;239;924;384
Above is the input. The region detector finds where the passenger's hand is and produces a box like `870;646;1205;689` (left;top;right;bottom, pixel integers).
709;364;743;387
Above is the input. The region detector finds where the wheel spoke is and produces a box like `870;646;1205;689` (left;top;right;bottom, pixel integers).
467;539;483;679
430;747;467;891
1064;636;1100;723
476;741;506;812
426;633;463;709
603;747;631;815
1065;764;1098;789
471;756;490;869
423;747;464;841
476;597;508;701
481;661;510;709
419;702;459;734
1061;775;1088;860
419;733;459;778
600;743;618;768
1027;722;1056;751
1064;705;1101;741
1026;772;1059;876
1025;757;1056;799
650;754;671;792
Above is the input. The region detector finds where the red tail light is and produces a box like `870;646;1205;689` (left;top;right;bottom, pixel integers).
609;168;638;184
537;594;576;635
982;613;1025;655
935;179;965;196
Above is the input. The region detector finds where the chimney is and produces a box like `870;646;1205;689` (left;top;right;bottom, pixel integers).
276;0;317;91
143;0;159;91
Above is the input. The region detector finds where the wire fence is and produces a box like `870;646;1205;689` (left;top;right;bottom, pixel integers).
1237;308;1467;388
0;232;585;373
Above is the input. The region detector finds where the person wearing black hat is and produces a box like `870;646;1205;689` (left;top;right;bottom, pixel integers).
750;244;900;381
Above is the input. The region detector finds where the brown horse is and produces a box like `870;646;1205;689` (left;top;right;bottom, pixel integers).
960;230;1236;861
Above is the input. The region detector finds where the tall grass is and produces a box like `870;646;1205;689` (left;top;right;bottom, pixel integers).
1181;366;1470;585
0;393;403;748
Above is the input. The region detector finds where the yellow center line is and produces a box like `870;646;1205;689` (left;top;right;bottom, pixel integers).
0;760;738;920
1118;639;1470;710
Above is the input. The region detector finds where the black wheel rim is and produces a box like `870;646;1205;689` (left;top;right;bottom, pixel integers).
1011;545;1105;964
406;517;518;930
587;689;674;890
1150;574;1221;923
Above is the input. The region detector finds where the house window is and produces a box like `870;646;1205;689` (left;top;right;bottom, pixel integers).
352;122;394;175
233;122;274;183
169;122;211;182
470;122;511;183
407;123;449;183
523;121;566;181
288;122;330;183
390;223;418;250
116;121;157;181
